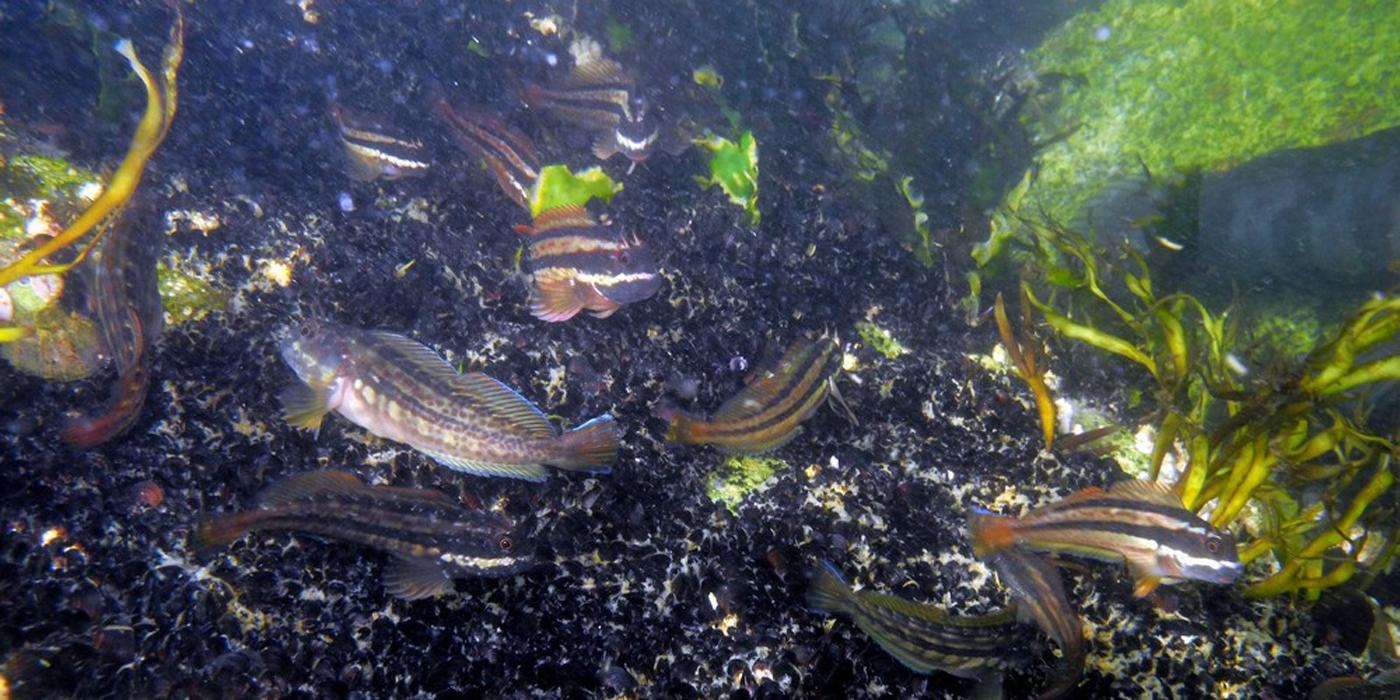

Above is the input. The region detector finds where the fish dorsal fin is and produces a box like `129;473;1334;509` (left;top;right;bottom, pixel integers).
366;331;462;385
569;57;629;87
527;205;596;234
451;372;557;439
1108;479;1184;508
364;483;459;509
1039;485;1110;511
383;556;454;600
256;470;365;508
711;338;828;422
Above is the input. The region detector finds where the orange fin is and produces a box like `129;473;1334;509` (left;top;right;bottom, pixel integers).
966;507;1018;557
552;415;619;472
1121;547;1165;597
530;271;587;322
529;204;596;232
1133;576;1162;598
192;512;266;554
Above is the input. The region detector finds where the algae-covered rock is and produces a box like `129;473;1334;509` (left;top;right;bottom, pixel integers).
994;0;1400;255
157;258;227;326
1;306;101;381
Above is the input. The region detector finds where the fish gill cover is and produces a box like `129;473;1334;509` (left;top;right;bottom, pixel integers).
0;1;1394;699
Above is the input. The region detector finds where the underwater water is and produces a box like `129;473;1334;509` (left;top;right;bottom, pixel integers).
0;0;1397;697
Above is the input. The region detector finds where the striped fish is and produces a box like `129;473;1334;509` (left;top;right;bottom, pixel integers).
63;216;162;448
968;479;1243;597
428;91;540;211
807;562;1031;688
984;546;1085;699
656;333;842;454
514;206;661;322
194;470;532;600
278;321;618;481
521;56;659;163
330;102;431;181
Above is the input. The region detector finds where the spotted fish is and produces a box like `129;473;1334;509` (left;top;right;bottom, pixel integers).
514;205;661;322
428;91;540;211
330;102;431;181
655;333;842;454
194;470;532;599
278;321;618;481
807;562;1031;689
968;479;1244;597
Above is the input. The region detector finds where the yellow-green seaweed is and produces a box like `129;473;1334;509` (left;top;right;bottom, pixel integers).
695;131;760;226
855;321;909;360
528;164;622;219
706;455;785;512
157;259;227;326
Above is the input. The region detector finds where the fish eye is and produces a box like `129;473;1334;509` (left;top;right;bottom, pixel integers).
298;322;314;338
498;535;513;551
1205;535;1221;553
616;249;632;265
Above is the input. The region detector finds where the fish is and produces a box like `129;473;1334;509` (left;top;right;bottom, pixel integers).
806;562;1032;687
967;479;1244;597
655;333;842;454
1310;670;1400;700
521;53;659;163
193;470;532;599
513;205;661;322
984;546;1085;700
278;320;619;481
428;91;541;211
63;211;162;448
329;102;431;181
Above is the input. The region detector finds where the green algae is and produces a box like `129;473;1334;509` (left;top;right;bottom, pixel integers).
896;176;935;267
529;164;622;218
1016;0;1400;232
856;321;909;360
706;455;785;512
157;259;227;326
695;131;760;226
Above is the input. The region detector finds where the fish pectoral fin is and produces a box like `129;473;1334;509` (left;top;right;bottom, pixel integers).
592;133;619;161
826;379;859;426
425;450;550;482
1122;548;1164;597
383;557;454;600
530;271;587;322
281;382;330;433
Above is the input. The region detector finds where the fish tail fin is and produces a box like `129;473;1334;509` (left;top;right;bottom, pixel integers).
553;415;619;472
653;403;699;443
967;506;1018;558
806;561;857;616
192;512;266;554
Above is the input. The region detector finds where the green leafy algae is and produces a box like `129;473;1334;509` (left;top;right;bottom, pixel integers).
706;455;784;512
528;165;622;218
856;321;909;359
1018;0;1400;230
157;259;227;326
695;131;760;226
604;17;634;53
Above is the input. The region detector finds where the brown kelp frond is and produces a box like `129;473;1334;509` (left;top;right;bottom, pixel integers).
0;5;183;299
1014;215;1398;598
994;288;1057;449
